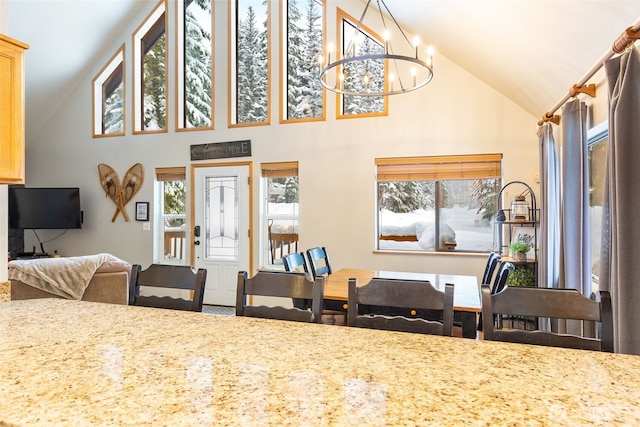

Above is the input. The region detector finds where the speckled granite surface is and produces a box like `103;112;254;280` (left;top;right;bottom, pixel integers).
1;299;639;426
0;281;9;302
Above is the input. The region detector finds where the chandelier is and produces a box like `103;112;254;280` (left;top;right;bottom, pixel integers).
318;0;434;97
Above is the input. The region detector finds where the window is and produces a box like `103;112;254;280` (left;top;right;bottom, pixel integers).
262;162;299;266
337;8;387;118
230;0;270;127
376;154;502;253
156;167;187;265
280;0;325;122
176;0;213;130
133;0;167;133
588;121;608;291
92;45;125;137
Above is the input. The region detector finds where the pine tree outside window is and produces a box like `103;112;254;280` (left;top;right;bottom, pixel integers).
280;0;325;122
176;0;213;130
156;167;187;265
92;45;125;137
337;8;387;118
376;154;502;253
230;0;270;127
133;0;167;134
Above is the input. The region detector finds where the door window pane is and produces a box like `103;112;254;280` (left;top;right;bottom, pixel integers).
205;176;239;261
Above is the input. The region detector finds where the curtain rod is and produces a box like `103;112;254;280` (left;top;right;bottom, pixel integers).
537;17;640;126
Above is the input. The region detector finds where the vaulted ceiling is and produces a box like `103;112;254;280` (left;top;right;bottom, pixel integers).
6;0;640;141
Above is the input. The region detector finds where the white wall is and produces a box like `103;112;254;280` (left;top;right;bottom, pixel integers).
20;1;539;279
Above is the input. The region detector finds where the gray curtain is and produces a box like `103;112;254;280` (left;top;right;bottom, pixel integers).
537;123;560;290
600;47;640;355
558;99;591;296
557;99;591;336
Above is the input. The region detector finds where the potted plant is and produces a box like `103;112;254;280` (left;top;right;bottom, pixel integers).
509;242;529;262
507;265;536;287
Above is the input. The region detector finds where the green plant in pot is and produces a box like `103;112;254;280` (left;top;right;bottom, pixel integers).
507;265;536;287
509;242;529;261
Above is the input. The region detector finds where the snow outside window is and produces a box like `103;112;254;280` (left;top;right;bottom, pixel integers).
376;154;502;253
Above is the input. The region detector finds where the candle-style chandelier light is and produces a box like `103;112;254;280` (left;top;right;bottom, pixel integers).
318;0;434;97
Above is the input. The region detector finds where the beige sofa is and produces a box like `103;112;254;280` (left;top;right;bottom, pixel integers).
9;255;131;305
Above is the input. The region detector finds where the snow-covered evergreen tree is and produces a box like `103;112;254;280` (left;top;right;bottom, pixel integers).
104;85;123;134
184;0;212;127
286;0;323;119
343;27;384;115
237;4;268;123
143;33;166;130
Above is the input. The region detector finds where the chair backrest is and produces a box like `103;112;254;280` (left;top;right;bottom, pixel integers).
129;264;207;312
282;252;308;273
482;252;501;285
348;277;454;336
306;246;332;277
491;261;515;294
481;285;614;352
236;270;324;323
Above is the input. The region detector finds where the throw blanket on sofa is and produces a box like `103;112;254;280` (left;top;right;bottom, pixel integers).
8;253;131;300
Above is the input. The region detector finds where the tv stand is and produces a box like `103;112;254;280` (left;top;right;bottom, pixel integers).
16;252;50;260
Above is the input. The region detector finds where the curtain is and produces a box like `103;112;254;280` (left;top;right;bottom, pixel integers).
558;99;591;296
600;47;640;355
537;123;560;291
556;99;591;336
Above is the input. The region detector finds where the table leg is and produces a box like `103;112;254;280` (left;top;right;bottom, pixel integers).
460;312;478;339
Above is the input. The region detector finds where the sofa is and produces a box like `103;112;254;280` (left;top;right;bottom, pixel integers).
9;254;131;305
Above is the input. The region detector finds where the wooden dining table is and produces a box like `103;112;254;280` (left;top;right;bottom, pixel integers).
2;298;640;425
324;268;481;338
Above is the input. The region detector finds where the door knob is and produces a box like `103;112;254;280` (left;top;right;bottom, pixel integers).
194;240;200;245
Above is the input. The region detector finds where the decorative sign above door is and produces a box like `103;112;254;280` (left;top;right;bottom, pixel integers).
190;140;252;161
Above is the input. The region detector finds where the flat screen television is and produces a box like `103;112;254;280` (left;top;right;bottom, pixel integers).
8;187;82;229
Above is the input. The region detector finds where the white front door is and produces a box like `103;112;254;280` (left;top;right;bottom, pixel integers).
192;164;250;306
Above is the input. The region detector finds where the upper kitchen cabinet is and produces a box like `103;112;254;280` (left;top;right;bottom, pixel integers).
0;34;28;184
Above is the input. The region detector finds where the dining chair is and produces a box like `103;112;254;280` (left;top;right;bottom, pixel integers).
481;285;614;352
491;261;515;294
477;258;512;330
348;277;454;336
282;252;308;273
236;270;324;323
282;252;311;310
305;246;346;320
306;246;332;277
129;264;207;312
482;252;501;285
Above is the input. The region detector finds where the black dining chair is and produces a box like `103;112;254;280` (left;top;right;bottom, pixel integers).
481;285;614;352
282;252;308;273
236;270;324;323
348;277;454;336
491;261;515;294
482;252;501;285
478;260;514;331
129;264;207;312
306;246;345;322
306;246;332;277
283;252;311;310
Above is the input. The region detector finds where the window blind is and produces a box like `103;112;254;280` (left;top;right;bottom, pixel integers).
261;161;299;178
155;167;186;181
376;154;502;181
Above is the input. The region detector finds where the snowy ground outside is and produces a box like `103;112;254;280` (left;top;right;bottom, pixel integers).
379;206;495;252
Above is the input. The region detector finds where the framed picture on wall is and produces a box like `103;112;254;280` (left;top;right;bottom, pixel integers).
135;202;149;221
511;226;537;260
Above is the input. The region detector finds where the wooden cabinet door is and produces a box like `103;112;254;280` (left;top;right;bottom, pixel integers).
0;34;28;184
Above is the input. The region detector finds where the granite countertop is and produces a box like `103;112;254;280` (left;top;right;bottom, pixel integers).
1;299;639;426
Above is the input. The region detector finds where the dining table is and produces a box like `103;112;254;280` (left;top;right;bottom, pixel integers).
1;298;640;425
324;268;481;338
